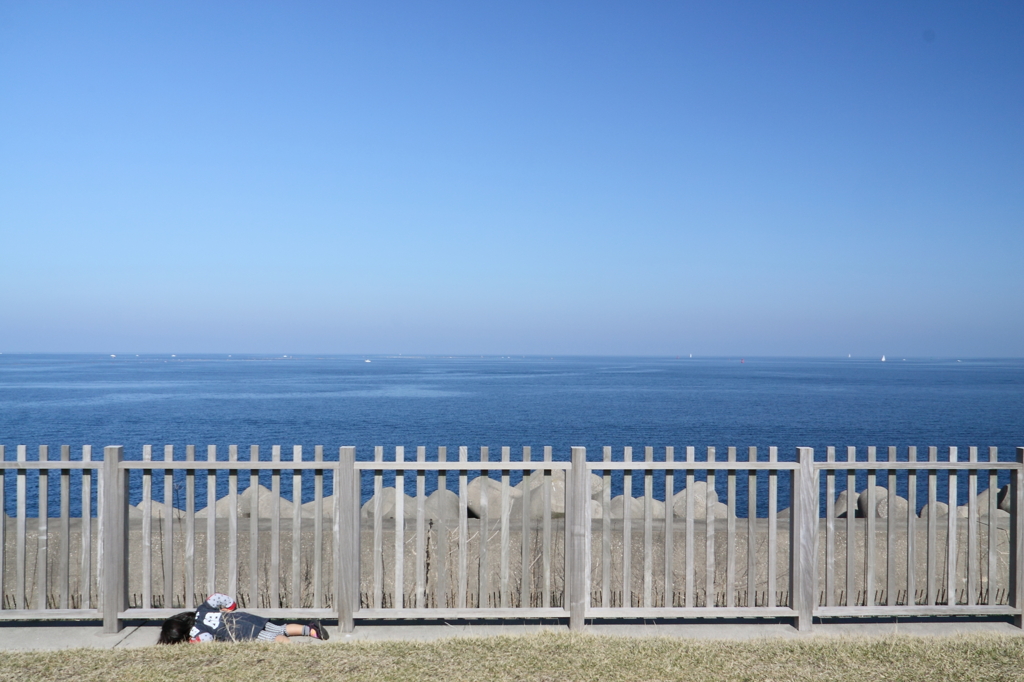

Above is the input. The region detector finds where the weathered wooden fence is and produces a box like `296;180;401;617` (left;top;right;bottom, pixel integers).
0;444;1020;633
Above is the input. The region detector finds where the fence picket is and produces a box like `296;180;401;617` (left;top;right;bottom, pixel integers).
16;446;26;610
601;447;612;607
459;446;469;608
887;446;897;606
907;447;918;606
373;446;384;609
623;447;633;607
665;446;675;607
313;445;323;608
141;445;152;609
769;446;779;608
395;447;406;608
988;447;998;604
747;447;757;607
60;445;72;609
228;445;238;599
845;447;855;606
643;446;654;608
207;445;217;596
248;445;259;607
927;446;938;605
500;446;510;608
37;445;48;611
542;446;552;609
163;445;175;609
968;446;979;606
479;447;489;607
825;446;835;607
438;446;450;608
185;445;195;610
866;447;876;606
705;447;716;608
947;447;959;605
83;445;93;610
270;445;281;608
416;446;427;609
291;445;302;608
520;446;531;609
685;446;695;608
726;446;736;608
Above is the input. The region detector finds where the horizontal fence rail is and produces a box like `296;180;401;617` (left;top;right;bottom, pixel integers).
0;444;1020;632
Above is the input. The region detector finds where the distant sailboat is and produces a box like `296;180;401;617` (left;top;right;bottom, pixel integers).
881;355;886;362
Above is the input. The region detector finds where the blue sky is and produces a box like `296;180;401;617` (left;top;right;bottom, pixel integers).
1;1;1022;356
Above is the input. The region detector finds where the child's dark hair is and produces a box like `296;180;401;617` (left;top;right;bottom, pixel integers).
158;611;196;644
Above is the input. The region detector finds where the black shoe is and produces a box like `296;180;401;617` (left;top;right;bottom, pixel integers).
309;620;329;641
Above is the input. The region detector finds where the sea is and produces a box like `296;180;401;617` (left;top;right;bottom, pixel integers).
1;354;1022;517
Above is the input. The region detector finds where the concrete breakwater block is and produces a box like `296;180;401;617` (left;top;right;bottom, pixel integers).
671;481;730;519
999;484;1012;512
360;487;415;519
358;474;605;520
830;483;1013;520
466;476;521;517
832;487;910;519
603;496;665;519
128;484;332;520
857;486;911;519
918;501;956;518
445;470;607;518
978;485;1013;514
918;500;1010;520
834;489;852;518
360;488;460;520
128;482;1014;523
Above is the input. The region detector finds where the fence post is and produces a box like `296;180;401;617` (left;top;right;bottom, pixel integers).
336;446;359;633
1012;448;1024;628
793;447;817;631
569;447;589;631
101;446;127;634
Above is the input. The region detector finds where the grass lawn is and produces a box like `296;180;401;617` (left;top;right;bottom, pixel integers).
0;632;1021;681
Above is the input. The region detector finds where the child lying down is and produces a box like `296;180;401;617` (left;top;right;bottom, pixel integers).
158;593;330;644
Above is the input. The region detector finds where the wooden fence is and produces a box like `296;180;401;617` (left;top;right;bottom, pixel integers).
0;444;1020;633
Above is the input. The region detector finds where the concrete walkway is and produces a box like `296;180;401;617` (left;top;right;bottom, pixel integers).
0;618;1020;650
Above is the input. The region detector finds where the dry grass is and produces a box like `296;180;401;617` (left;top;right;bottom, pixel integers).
0;632;1022;682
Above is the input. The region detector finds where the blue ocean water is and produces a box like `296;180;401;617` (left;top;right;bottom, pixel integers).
1;354;1022;517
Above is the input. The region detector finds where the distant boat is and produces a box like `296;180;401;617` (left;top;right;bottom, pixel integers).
365;359;371;363
881;355;886;362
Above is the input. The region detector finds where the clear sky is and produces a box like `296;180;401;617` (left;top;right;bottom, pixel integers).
1;1;1021;356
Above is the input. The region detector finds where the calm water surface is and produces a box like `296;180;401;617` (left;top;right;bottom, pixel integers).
1;355;1022;514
